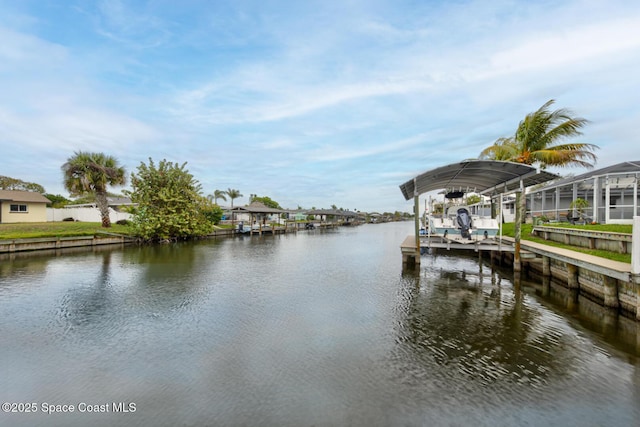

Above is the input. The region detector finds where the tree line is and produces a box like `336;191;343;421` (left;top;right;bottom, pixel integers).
6;99;598;243
60;154;232;242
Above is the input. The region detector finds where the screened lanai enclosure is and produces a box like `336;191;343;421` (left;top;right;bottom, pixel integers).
526;161;640;224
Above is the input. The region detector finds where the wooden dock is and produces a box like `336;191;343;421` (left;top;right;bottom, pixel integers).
402;233;640;320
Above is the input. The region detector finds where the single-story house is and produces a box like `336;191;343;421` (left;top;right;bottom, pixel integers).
0;190;51;223
526;160;640;224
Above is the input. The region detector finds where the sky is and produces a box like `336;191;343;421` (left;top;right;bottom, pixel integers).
1;0;640;213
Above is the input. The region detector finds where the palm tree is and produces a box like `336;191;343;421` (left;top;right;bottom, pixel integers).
480;99;597;167
62;151;126;228
226;188;242;209
479;99;598;270
212;189;227;205
226;188;243;224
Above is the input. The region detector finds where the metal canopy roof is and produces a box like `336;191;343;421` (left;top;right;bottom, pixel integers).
399;160;559;201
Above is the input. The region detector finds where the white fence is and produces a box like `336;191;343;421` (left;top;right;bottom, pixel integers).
47;207;133;223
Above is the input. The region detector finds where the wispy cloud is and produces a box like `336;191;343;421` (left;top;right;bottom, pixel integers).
93;0;173;48
1;0;640;211
0;27;68;70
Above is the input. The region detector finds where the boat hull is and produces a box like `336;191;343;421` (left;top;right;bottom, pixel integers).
427;216;499;244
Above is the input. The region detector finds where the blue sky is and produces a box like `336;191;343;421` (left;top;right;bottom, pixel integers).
1;0;640;213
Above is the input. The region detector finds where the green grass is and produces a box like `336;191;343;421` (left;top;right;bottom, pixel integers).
0;222;132;239
501;222;631;263
1;221;633;264
540;222;632;233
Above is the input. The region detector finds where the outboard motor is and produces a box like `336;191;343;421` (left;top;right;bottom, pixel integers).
456;208;472;239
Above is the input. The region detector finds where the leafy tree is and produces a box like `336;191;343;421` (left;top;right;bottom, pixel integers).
44;193;71;208
201;199;225;225
465;194;482;205
569;197;590;221
0;175;45;193
249;195;282;209
126;158;214;241
61;151;126;228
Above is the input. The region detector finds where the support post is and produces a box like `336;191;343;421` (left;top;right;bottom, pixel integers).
413;182;421;267
542;276;551;297
566;263;580;308
632;216;640;319
632;216;640;276
603;276;619;309
567;264;579;290
514;180;524;272
542;256;550;277
498;193;503;248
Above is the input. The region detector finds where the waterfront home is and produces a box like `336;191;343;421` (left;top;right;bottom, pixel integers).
526;161;640;224
0;189;50;223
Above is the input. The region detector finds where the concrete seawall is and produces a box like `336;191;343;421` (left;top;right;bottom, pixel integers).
492;237;640;320
532;226;632;254
0;235;134;254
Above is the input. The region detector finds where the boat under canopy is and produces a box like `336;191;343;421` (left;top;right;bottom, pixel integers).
400;160;560;251
399;160;559;200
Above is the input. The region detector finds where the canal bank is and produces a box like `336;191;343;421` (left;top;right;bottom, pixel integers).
402;219;640;321
1;222;639;426
0;234;135;254
493;236;640;319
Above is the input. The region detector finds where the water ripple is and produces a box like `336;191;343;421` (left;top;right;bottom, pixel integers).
1;224;639;426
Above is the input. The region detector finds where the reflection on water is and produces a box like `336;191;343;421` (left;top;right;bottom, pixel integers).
0;223;639;426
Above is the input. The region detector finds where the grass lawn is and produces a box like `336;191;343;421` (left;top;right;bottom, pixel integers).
501;222;632;263
1;221;633;264
540;222;632;234
0;222;132;239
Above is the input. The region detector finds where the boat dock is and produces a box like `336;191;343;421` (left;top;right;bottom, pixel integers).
398;160;640;321
401;229;640;320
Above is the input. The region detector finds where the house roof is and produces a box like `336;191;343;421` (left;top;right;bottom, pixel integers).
531;160;640;191
231;201;284;214
305;209;357;217
107;196;135;205
0;190;50;204
399;160;559;201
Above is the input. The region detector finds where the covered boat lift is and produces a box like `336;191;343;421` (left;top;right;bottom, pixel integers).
230;201;285;235
305;209;359;226
399;160;559;269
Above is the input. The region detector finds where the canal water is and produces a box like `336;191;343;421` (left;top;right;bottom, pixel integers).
1;222;639;426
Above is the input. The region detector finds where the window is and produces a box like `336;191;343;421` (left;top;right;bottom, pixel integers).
10;204;28;213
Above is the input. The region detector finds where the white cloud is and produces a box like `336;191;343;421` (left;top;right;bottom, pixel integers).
2;0;640;212
487;17;640;78
93;0;172;48
0;26;68;70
